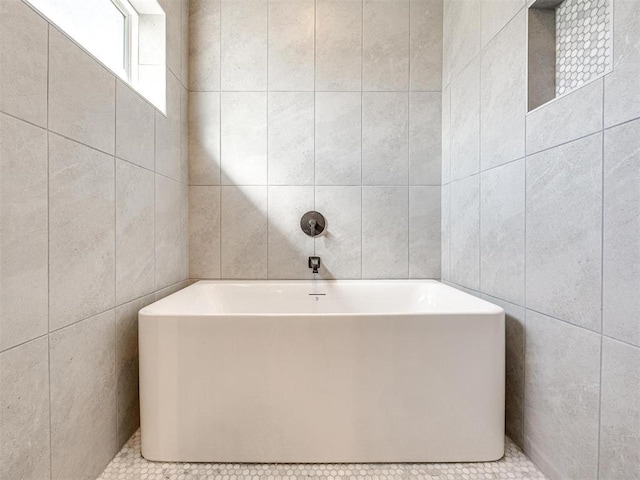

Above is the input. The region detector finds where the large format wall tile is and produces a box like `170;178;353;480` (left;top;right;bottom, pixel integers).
221;92;268;185
221;0;268;91
482;295;524;447
362;92;409;185
440;183;450;280
604;0;640;128
115;294;155;449
267;186;314;279
480;10;526;169
315;186;362;279
115;160;155;305
599;338;640;480
268;0;314;91
49;134;115;331
180;0;189;85
159;0;182;82
1;3;188;479
524;310;601;480
268;92;314;185
315;0;362;91
363;0;410;91
603;119;640;347
0;114;48;351
526;79;603;155
362;187;409;279
49;28;115;154
315;92;361;186
0;337;50;480
189;0;221;92
526;134;602;331
155;175;188;289
481;0;525;47
0;0;47;127
155;71;182;181
181;73;189;187
50;310;117;480
189;186;221;279
115;81;155;171
409;186;441;278
450;57;480;181
441;86;451;185
410;92;441;185
443;0;481;86
189;92;221;185
410;0;443;91
189;0;442;286
221;186;268;279
480;159;525;305
450;175;480;290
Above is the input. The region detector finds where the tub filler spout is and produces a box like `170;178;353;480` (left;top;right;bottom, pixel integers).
308;256;321;273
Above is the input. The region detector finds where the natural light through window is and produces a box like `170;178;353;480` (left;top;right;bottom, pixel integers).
25;0;166;113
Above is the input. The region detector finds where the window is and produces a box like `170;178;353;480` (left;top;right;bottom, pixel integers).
25;0;166;113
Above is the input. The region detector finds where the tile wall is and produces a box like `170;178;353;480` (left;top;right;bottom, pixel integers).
441;1;640;479
188;0;443;280
0;0;190;479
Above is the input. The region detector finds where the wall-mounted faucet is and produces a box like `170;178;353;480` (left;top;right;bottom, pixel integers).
308;256;321;274
301;211;326;237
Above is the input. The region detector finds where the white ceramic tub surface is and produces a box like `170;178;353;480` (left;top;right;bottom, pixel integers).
139;280;505;463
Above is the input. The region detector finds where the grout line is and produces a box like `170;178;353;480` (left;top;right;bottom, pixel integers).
596;77;606;480
477;0;483;294
313;0;317;261
188;89;443;93
113;74;119;453
266;0;270;280
218;0;223;279
35;124;186;184
523;52;528;447
187;183;444;187
46;22;53;480
447;278;633;348
407;0;411;279
360;0;364;280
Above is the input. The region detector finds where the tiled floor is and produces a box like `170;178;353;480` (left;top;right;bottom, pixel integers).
98;431;547;480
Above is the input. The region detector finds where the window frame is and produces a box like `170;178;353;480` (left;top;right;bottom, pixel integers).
110;0;140;83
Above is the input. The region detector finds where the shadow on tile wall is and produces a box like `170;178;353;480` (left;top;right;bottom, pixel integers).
187;0;444;281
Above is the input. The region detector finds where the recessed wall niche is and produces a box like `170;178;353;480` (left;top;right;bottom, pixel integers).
527;0;612;111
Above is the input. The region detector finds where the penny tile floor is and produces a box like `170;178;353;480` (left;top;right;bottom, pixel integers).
98;431;547;480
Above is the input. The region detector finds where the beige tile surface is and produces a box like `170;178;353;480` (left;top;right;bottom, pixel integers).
315;0;362;91
48;28;115;154
0;337;50;480
0;0;48;126
50;310;117;480
268;0;315;91
115;160;155;305
49;133;115;331
0;114;48;351
363;0;410;91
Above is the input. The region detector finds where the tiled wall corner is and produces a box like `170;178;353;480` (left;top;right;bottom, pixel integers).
443;1;640;477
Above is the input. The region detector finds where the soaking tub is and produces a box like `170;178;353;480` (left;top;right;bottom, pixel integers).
139;280;505;463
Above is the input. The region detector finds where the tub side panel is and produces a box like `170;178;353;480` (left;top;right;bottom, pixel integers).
139;312;505;462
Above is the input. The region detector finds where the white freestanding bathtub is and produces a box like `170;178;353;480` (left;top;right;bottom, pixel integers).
139;280;505;463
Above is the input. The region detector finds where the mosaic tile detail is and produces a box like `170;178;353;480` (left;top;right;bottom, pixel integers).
98;430;547;480
556;0;612;96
